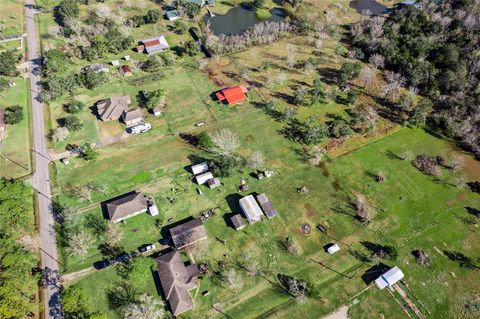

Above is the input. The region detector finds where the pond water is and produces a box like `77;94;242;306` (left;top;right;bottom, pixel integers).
204;6;286;35
349;0;388;15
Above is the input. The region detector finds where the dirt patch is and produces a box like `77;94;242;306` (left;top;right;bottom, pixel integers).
215;57;230;66
304;203;319;219
321;305;349;319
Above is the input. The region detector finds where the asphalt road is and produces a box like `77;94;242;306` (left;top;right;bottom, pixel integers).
25;1;63;318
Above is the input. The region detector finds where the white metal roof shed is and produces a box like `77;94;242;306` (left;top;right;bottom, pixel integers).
375;266;404;289
239;195;263;224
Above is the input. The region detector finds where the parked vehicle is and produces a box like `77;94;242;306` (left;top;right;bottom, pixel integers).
139;243;156;254
127;123;152;134
94;260;111;270
115;253;132;263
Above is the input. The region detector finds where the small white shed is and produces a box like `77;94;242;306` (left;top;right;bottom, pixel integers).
112;59;120;66
124;55;131;61
375;266;404;289
195;172;213;185
191;162;209;175
327;243;340;254
148;205;159;216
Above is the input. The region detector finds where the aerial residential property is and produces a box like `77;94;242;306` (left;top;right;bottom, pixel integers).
96;95;132;121
3;0;479;319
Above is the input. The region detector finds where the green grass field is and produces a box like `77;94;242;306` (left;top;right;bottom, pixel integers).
40;0;480;318
0;0;24;37
0;78;32;178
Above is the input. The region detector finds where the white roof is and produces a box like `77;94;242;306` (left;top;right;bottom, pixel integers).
148;205;159;216
195;172;213;185
112;60;120;66
327;244;340;254
375;266;404;289
239;195;263;223
191;162;209;175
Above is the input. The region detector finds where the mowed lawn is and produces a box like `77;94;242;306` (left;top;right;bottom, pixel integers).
0;78;32;178
0;0;24;36
63;124;480;319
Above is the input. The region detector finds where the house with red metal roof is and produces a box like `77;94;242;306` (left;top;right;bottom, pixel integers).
215;85;248;105
137;35;170;55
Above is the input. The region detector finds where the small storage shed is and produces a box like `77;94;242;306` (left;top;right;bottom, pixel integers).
166;9;180;21
207;178;221;189
195;172;213;185
112;59;120;66
230;214;245;230
191;162;209;175
375;266;404;289
327;243;340;254
152;107;162;116
256;193;277;219
148;205;159;216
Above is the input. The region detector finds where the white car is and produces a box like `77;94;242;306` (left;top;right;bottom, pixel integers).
139;243;155;253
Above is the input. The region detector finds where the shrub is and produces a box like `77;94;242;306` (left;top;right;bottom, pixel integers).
63;116;83;131
64;100;85;114
4;105;23;124
413;155;441;176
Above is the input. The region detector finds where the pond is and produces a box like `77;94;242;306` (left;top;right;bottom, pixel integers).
349;0;388;15
204;6;286;35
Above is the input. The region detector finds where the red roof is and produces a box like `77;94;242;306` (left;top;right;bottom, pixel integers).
143;39;160;47
121;65;131;73
215;86;247;105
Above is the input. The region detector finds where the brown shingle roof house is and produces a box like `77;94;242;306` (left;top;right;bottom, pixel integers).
122;108;144;127
230;213;245;230
169;218;207;249
96;95;131;121
157;250;201;316
105;191;147;222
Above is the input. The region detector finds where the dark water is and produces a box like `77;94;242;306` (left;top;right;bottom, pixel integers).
349;0;388;15
204;6;286;35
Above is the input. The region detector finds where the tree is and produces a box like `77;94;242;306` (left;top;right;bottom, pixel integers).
251;0;266;10
145;89;166;109
247;151;265;170
286;237;302;255
294;86;309;106
4;105;24;124
62;287;91;318
144;9;161;24
185;40;200;56
450;155;465;172
413;155;441;177
82;143;99;161
105;222;123;245
51;127;70;142
209;129;239;156
0;50;20;76
141;56;162;73
66;230;93;260
412;249;431;267
123;294;167;319
59;205;79;225
339;62;362;86
63;115;83;131
222;268;243;291
311;77;324;103
64;100;85;114
81;70;107;89
240;253;260;276
352;193;376;223
369;53;384;69
198;131;213;149
44;49;68;74
173;20;188;35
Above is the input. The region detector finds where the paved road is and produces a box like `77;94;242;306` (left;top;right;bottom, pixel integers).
24;1;63;318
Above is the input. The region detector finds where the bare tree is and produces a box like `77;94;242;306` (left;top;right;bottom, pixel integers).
66;231;93;260
209;129;240;156
223;268;243;291
51;127;69;142
123;293;167;319
286;237;302;255
240;253;260;276
359;66;376;88
369;53;385;69
412;250;431;267
67;184;93;203
105;222;123;245
248;151;265;170
61;205;79;225
352;193;376;222
383;71;406;100
360;105;379;131
451;155;465;171
286;44;297;69
400;149;414;161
